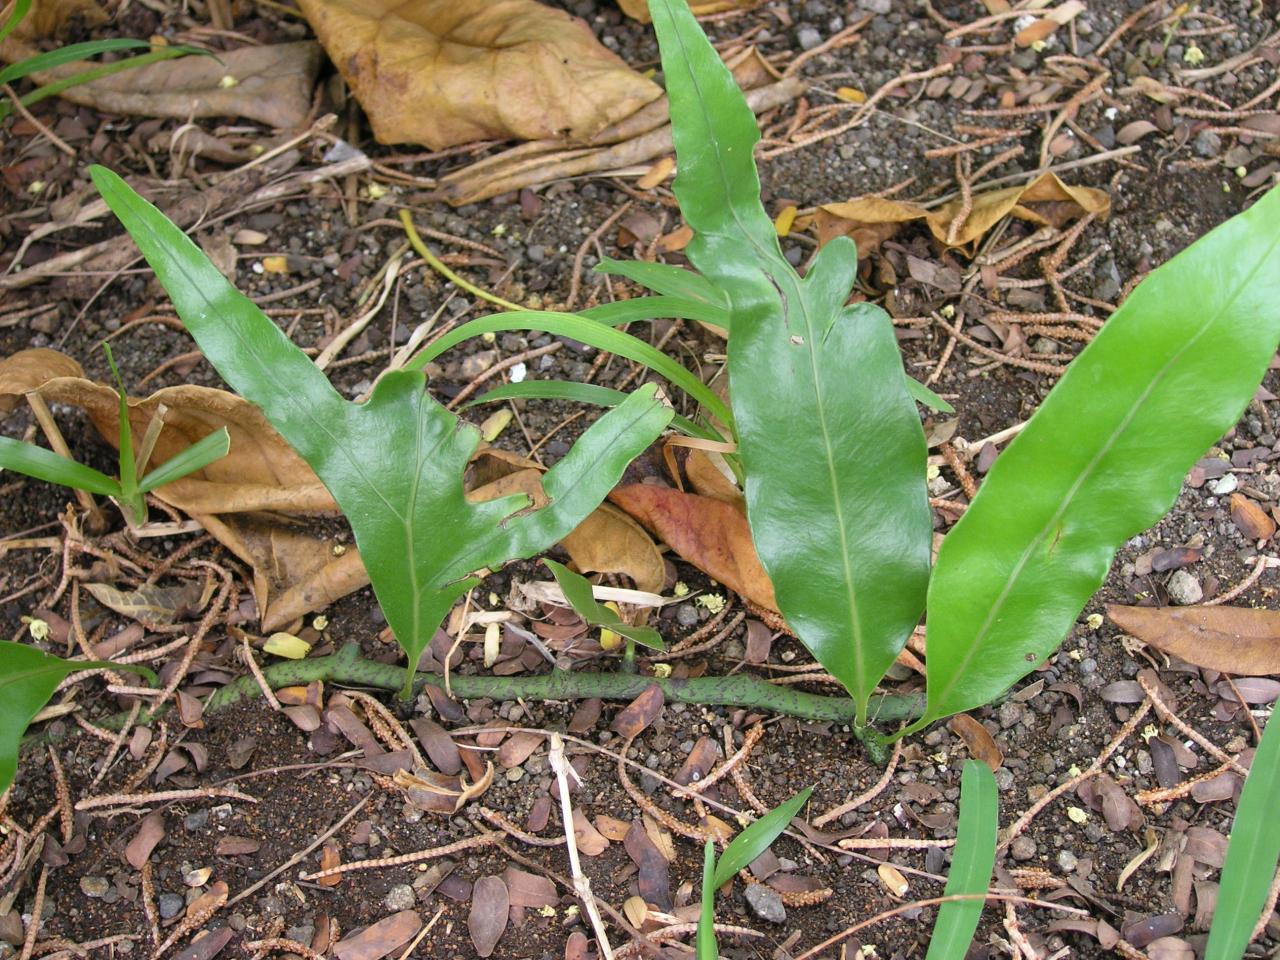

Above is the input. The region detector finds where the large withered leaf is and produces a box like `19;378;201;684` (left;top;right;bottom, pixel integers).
1108;604;1280;676
294;0;659;148
468;875;509;958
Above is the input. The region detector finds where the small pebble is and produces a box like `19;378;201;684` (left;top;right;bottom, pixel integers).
158;894;185;920
1167;569;1203;605
79;876;110;899
183;810;209;832
796;26;822;50
1210;474;1238;495
384;884;416;912
675;604;699;627
1057;850;1079;872
1010;837;1037;861
744;883;787;924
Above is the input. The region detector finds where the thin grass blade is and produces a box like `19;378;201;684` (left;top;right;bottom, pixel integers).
712;786;812;887
925;760;998;960
1205;711;1280;960
0;436;120;497
138;427;230;493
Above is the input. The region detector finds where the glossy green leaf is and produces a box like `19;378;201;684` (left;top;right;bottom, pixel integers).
697;839;718;960
467;380;721;441
712;785;812;887
1206;712;1280;960
650;0;932;725
138;427;231;493
580;295;728;330
0;38;153;86
925;760;998;960
543;559;664;651
0;640;155;794
0;436;121;497
596;255;726;309
911;185;1280;734
408;309;733;430
91;165;673;698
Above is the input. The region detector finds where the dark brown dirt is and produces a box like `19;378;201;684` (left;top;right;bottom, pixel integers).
3;1;1279;959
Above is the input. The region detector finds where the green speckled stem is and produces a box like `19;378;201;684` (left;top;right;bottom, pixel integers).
32;645;922;763
206;644;922;735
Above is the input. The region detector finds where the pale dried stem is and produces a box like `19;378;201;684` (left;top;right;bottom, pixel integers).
301;831;497;881
241;638;282;712
19;865;49;960
76;786;257;812
1251;865;1280;943
551;733;615;960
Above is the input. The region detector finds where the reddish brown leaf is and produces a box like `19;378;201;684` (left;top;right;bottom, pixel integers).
610;684;664;739
624;819;671;910
565;931;589;960
946;714;1003;771
498;731;544;769
283;704;322;731
610;485;778;611
333;911;422;960
1107;604;1280;676
214;837;260;856
469;875;510;958
674;737;719;786
744;619;774;664
567;698;602;734
526;794;551;833
572;810;610;856
1230;493;1276;540
595;815;631;842
1216;677;1280;704
410;717;462;775
171;927;233;960
124;811;166;869
502;866;556;908
176;690;204;728
318;841;344;888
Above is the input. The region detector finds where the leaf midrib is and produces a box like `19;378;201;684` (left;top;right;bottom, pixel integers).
928;232;1280;719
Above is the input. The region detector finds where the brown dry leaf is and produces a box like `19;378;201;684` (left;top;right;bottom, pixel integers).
685;449;744;507
296;0;658;148
411;718;462;776
83;580;209;627
9;0;105;39
611;484;778;611
1013;19;1058;47
610;684;665;739
815;172;1110;255
334;910;422;960
877;863;910;897
317;841;343;888
124;811;165;869
625;819;672;909
1107;604;1280;676
587;816;626;843
572;809;610;856
468;456;665;592
468;875;510;958
503;867;556;908
0;39;320;128
562;504;666;593
214;837;261;856
497;731;544;769
0;349;361;628
947;714;1004;771
1230;494;1276;540
622;895;648;928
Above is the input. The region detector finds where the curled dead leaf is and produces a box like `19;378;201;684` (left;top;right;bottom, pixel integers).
814;172;1109;255
296;0;659;148
946;713;1003;771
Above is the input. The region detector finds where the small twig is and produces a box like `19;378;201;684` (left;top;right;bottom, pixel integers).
1138;674;1249;775
19;865;49;960
1;84;75;157
76;786;257;811
550;733;615;960
241;638;282;711
300;831;497;882
814;737;901;826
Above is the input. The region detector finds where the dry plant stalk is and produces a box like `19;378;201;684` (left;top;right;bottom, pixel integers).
549;733;615;960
